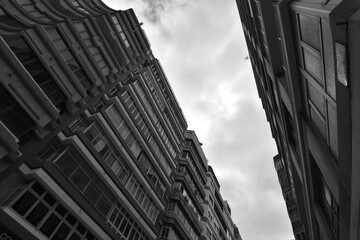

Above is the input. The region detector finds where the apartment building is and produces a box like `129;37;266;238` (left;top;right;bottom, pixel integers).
236;0;360;239
0;0;240;239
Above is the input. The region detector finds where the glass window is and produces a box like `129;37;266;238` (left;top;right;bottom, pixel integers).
11;181;98;239
303;48;323;85
5;36;66;108
299;14;320;50
55;146;116;217
0;79;35;142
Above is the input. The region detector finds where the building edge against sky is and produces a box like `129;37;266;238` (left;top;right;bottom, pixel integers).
0;1;241;240
236;0;360;240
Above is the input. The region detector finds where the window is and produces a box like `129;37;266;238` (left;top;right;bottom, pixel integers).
5;36;66;110
125;175;159;223
55;146;116;217
73;21;109;77
138;153;166;198
46;27;92;90
10;181;98;240
111;16;130;48
310;152;339;240
107;202;151;240
84;122;130;184
105;105;142;159
275;159;283;171
289;207;299;222
292;10;338;159
295;231;307;240
0;84;35;143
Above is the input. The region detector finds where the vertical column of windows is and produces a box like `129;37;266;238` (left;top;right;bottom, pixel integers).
83;121;161;225
133;81;177;158
105;105;142;159
148;136;171;176
54;146;116;217
292;11;338;158
16;0;49;22
125;174;159;223
120;90;172;175
105;105;167;197
83;122;131;184
111;15;130;48
5;36;66;110
107;202;151;240
135;81;177;156
46;27;92;91
182;152;205;186
137;152;167;198
310;153;339;239
73;21;110;77
166;203;199;240
10;181;98;240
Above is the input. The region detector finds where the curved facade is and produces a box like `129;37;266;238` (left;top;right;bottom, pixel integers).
0;1;240;240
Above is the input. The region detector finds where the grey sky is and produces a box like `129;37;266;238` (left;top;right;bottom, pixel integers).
103;0;294;239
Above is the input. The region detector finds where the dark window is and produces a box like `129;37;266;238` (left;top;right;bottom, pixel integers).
0;84;35;143
55;146;116;217
292;10;338;159
310;153;339;240
5;36;66;111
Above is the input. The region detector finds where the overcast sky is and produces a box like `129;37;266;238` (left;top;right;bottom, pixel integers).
103;0;294;239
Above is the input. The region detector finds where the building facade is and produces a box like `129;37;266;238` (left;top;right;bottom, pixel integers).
236;0;360;240
0;0;240;240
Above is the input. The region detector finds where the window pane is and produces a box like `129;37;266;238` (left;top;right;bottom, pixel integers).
52;223;71;240
308;83;325;117
111;160;122;175
95;195;112;217
310;106;326;140
105;152;116;166
69;233;82;240
40;213;61;237
303;48;323;85
83;183;101;205
12;191;37;216
56;153;78;178
70;168;90;192
26;202;48;227
299;14;320;50
93;136;106;152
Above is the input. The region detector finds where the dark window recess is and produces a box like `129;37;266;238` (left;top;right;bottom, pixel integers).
37;137;64;161
0;84;35;143
283;106;297;147
310;153;339;240
46;27;92;90
5;36;66;112
92;98;105;112
54;146;116;217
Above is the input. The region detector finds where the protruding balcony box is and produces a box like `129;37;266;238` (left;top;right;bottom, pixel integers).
0;121;20;161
